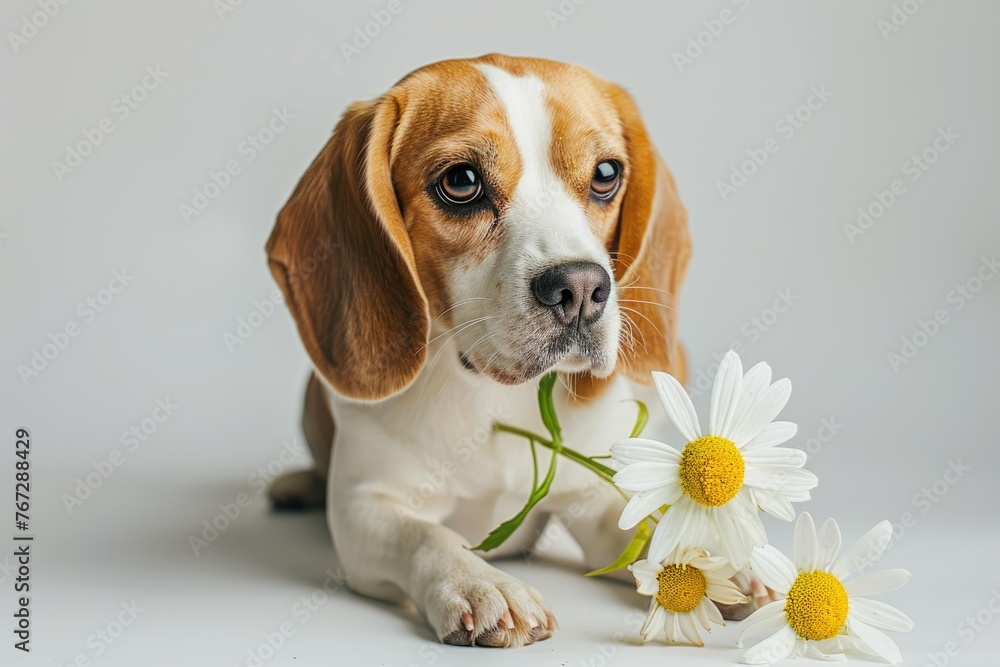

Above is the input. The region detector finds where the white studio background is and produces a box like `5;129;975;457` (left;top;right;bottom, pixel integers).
2;1;999;666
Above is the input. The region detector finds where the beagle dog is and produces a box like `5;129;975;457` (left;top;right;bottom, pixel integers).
265;54;705;647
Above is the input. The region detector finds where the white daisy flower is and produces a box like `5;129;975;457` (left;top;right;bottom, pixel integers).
629;545;748;646
611;349;817;568
740;513;913;664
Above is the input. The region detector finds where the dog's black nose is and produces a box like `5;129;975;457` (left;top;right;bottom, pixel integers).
531;262;612;327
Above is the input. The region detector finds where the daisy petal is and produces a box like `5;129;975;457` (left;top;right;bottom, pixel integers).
613;463;678;492
741;626;797;664
617;484;682;529
640;602;664;643
665;610;681;643
731;379;792;447
742;447;808;467
710;350;743;437
752;488;796;522
844;569;911;597
737;600;787;646
749;545;796;594
692;556;738;579
848;617;903;665
813;636;856;655
832;521;893;579
742;421;797;451
610;437;682;465
698;595;725;627
648;496;700;562
714;495;764;569
850;598;914;633
693;597;712;630
817;518;842;571
793;512;819;572
652;371;701;442
678;611;704;646
703;595;726;625
733;361;773;426
804;643;847;661
706;578;748;605
745;466;818;493
629;559;661;596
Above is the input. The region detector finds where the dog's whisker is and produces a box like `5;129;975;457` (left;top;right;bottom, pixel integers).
407;316;499;423
619;306;665;340
619;308;654;353
417;315;500;354
432;297;496;326
431;331;499;403
619;284;674;298
619;298;676;313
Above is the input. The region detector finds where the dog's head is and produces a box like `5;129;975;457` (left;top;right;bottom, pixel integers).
267;54;690;401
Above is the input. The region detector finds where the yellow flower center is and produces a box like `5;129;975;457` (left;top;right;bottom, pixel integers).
678;435;745;507
784;571;850;640
655;564;707;613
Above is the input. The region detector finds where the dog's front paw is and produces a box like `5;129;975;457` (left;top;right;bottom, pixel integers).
428;570;556;648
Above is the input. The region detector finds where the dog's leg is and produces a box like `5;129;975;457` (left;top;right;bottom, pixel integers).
329;478;555;646
269;373;332;510
558;487;635;583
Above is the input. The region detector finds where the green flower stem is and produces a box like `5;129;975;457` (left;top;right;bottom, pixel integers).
493;423;613;480
492;421;660;521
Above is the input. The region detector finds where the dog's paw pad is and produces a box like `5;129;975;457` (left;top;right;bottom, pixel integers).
474;628;508;647
267;469;325;511
442;628;474;646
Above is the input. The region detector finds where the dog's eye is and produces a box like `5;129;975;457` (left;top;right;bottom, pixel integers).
590;160;621;200
437;164;483;205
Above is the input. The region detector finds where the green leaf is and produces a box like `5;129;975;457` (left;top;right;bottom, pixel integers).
585;520;651;577
470;446;558;552
627;399;649;438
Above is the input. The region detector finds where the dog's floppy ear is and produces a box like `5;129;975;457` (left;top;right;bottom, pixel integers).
608;85;692;385
266;96;428;401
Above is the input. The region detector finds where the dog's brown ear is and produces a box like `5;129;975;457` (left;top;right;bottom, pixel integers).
608;84;692;385
266;96;428;401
